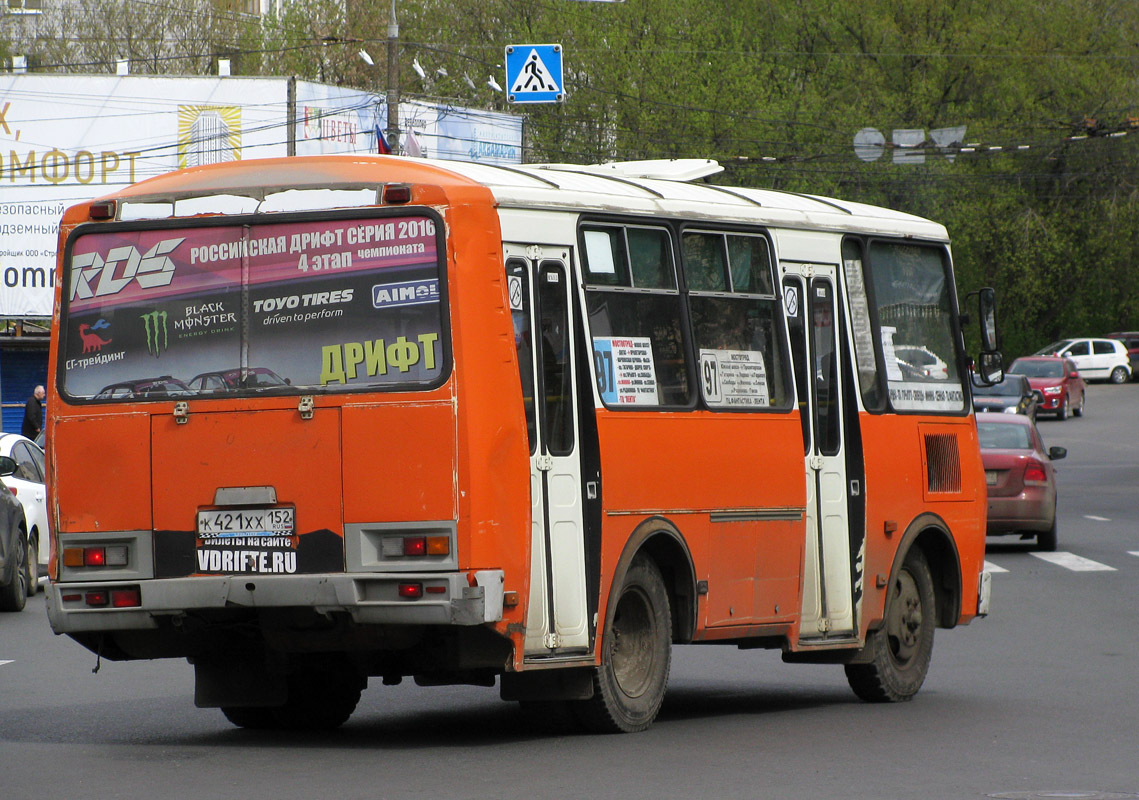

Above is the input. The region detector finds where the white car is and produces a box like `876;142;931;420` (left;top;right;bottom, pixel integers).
0;432;49;589
1034;337;1132;384
894;345;950;380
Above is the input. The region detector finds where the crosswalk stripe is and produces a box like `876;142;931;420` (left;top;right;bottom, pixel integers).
984;561;1008;573
1031;552;1116;571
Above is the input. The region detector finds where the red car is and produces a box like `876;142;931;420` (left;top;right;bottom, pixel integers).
977;412;1066;551
1007;355;1086;420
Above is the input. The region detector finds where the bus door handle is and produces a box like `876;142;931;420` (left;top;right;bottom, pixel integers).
808;455;824;470
173;402;189;424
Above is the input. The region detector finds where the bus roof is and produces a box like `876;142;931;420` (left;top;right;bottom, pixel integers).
97;155;949;242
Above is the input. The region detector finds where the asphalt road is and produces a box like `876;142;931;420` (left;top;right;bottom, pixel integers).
2;382;1138;800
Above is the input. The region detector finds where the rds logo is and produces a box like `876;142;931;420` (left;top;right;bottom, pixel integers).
69;237;185;302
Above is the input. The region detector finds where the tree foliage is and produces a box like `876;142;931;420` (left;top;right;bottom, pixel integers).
4;0;1139;352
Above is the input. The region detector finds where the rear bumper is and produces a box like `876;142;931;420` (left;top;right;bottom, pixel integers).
986;491;1054;534
977;570;992;617
46;570;505;635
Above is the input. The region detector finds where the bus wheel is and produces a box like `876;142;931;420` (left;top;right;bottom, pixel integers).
575;555;671;733
221;706;279;730
273;665;363;730
224;664;363;730
845;548;935;703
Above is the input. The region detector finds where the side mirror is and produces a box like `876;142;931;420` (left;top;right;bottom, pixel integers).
976;287;999;352
0;456;16;478
973;351;1005;385
1049;446;1067;461
966;287;1003;386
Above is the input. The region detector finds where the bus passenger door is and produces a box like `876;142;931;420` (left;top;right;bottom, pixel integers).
781;266;856;639
505;247;591;658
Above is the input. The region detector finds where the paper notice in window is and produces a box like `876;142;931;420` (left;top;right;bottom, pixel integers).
593;337;660;405
699;349;770;408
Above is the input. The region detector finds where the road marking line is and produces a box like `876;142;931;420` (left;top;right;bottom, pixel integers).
0;660;12;667
1031;552;1116;571
1129;551;1139;558
1084;515;1111;522
984;561;1008;573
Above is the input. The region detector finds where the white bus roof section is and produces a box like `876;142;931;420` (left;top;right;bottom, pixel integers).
431;159;950;242
106;155;948;243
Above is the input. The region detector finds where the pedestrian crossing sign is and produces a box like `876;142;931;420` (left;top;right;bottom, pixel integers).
505;44;564;104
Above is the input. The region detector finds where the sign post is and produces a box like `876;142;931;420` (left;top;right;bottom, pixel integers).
505;44;564;104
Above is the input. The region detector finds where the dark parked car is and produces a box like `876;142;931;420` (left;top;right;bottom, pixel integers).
1007;356;1085;420
977;412;1066;551
972;374;1038;419
0;455;33;612
94;376;195;400
187;367;291;394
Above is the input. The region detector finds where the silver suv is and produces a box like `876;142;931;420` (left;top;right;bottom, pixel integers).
1034;337;1132;384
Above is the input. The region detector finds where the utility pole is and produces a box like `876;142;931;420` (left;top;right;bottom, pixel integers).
385;0;400;155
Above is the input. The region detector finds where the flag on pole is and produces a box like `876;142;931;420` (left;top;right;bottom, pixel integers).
375;125;392;155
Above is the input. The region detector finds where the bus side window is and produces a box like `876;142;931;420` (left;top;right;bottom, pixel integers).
582;225;692;407
842;239;885;411
507;258;538;454
864;241;964;413
684;230;790;410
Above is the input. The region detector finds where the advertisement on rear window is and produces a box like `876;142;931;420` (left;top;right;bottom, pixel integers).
61;213;446;400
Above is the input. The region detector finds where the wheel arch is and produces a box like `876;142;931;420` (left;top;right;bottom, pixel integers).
886;513;962;630
608;516;698;644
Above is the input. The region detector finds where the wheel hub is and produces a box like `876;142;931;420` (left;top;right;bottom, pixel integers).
610;587;655;698
887;570;923;665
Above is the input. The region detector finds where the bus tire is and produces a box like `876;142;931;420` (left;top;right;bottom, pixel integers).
845;548;935;703
221;705;279;730
575;555;671;733
273;666;362;730
223;664;363;730
0;529;29;612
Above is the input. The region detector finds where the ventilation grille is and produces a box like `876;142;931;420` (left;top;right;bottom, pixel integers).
925;433;961;494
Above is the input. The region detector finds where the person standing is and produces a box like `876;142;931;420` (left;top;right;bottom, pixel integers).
22;385;45;440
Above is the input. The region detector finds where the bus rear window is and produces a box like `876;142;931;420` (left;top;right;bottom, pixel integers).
60;212;448;401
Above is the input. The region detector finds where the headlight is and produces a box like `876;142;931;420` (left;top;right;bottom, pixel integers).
1042;386;1062;395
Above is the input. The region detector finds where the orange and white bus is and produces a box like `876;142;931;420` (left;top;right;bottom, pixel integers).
45;155;1000;732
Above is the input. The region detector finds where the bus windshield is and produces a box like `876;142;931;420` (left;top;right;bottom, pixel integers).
60;212;448;400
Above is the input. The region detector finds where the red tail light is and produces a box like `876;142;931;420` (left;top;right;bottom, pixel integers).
1024;459;1048;484
398;582;423;599
111;588;142;608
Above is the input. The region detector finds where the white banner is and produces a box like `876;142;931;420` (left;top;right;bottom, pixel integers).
1;76;376;317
